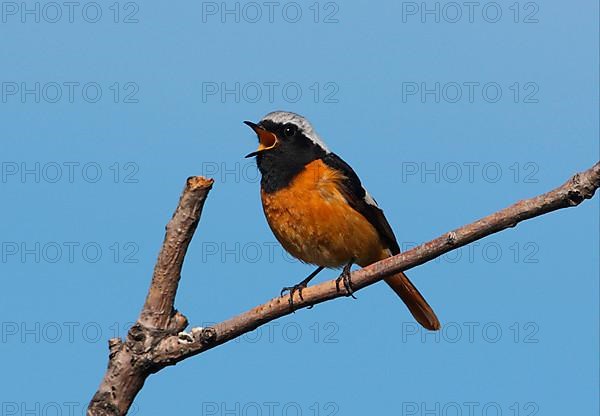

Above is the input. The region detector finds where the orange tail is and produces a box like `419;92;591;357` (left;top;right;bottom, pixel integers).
384;272;440;330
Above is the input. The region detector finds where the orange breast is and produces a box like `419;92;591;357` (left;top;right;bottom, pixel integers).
261;159;387;268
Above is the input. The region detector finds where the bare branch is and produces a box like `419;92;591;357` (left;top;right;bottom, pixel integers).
87;176;214;416
152;161;600;365
88;162;599;416
139;176;214;330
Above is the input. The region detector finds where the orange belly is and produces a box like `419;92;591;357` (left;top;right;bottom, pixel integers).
261;159;388;268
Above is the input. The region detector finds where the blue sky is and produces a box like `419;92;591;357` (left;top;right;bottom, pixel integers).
0;1;598;415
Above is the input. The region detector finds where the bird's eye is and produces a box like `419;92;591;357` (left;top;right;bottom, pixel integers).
283;124;297;138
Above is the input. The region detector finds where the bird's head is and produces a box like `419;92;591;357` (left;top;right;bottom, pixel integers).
244;111;329;160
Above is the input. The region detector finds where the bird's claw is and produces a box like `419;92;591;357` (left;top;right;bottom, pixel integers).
281;283;308;310
335;267;357;299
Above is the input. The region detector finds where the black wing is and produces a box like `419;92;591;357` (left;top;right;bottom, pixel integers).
322;153;400;255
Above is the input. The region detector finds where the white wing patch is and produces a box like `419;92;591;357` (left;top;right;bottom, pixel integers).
363;189;379;207
261;111;330;153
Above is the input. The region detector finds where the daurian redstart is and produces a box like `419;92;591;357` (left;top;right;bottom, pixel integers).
244;111;440;330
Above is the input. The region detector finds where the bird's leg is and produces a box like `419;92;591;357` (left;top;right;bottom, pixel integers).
281;266;325;309
335;260;357;299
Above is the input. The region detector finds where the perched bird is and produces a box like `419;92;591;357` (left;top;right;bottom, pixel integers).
244;111;440;330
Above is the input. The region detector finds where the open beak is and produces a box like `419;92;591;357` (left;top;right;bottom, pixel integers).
244;121;278;158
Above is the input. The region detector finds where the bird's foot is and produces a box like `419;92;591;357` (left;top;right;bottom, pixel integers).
335;264;357;299
279;267;324;311
281;282;308;310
